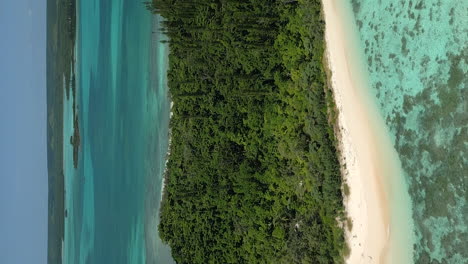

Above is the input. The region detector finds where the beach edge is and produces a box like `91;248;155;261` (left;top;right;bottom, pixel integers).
322;0;389;262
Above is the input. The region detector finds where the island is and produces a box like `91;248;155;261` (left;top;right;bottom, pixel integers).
148;0;347;263
46;0;77;263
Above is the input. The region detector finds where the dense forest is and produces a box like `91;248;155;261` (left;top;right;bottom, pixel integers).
148;0;346;263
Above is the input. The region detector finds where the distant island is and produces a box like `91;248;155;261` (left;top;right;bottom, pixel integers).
46;0;77;263
70;113;80;169
70;72;80;169
148;0;346;263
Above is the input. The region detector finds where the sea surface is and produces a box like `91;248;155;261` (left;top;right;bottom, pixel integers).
62;1;173;263
348;0;467;263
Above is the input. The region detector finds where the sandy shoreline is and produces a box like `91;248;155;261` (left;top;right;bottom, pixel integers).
323;0;415;263
322;0;391;263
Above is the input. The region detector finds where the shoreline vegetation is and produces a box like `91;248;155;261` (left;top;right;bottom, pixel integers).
46;0;77;262
148;0;346;263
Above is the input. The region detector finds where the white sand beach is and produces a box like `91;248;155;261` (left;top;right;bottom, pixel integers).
322;0;415;262
322;0;414;263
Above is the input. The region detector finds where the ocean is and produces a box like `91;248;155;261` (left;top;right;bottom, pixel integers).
61;1;173;263
348;0;467;263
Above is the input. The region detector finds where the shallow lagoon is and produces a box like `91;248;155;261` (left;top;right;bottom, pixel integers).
349;0;467;262
62;1;173;263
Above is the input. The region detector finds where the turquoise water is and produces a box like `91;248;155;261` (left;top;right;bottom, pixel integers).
349;0;467;263
62;1;173;263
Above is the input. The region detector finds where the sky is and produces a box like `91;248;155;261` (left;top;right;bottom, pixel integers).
0;0;48;263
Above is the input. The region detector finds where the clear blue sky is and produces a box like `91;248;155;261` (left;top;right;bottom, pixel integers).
0;0;47;263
